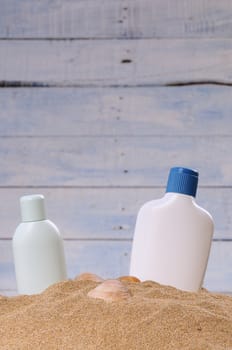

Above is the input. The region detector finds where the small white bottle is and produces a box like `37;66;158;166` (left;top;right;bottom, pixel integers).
130;167;214;292
13;194;67;295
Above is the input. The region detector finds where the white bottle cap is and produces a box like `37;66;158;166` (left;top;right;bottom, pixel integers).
20;194;46;222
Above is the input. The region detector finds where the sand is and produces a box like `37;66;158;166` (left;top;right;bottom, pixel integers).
0;278;232;349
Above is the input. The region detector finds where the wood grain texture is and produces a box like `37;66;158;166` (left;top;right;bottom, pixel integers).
1;86;232;136
0;187;231;240
1;39;232;86
1;0;232;39
0;240;231;293
0;136;231;186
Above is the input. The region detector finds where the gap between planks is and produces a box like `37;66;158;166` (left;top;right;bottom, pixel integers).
0;238;231;242
0;185;231;189
1;81;232;88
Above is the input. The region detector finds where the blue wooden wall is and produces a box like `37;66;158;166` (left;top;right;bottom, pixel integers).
0;0;232;295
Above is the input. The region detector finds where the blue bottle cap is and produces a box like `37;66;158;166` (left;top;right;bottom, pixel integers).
166;167;199;197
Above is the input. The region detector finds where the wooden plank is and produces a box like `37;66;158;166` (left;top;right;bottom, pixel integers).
1;0;232;39
0;187;231;240
1;86;232;136
204;241;232;292
0;290;17;297
0;136;231;186
0;239;131;291
1;39;232;85
0;240;231;293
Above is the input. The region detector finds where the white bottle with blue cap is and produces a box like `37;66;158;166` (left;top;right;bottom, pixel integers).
13;194;67;295
130;167;214;292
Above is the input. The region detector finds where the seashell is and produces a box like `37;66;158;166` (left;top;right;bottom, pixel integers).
118;275;141;283
75;272;104;283
87;279;131;302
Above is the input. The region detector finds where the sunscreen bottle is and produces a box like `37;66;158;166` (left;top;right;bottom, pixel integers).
13;194;67;295
130;167;214;292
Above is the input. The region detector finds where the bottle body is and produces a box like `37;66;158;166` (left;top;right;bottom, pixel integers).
130;193;214;292
13;219;67;295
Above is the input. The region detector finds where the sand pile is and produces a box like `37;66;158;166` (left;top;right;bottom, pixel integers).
0;276;232;349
